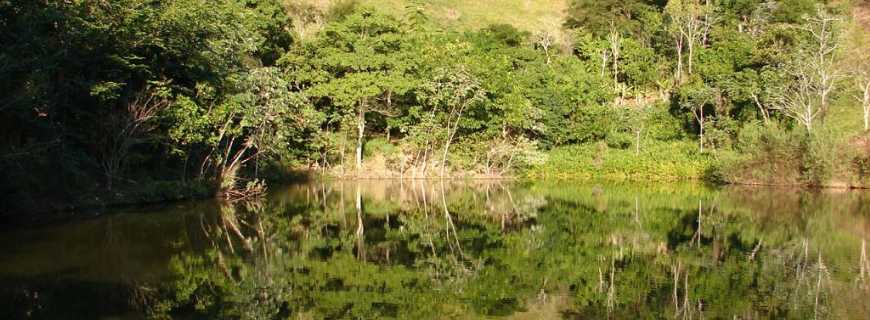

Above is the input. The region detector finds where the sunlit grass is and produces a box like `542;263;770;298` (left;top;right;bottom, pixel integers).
361;0;568;32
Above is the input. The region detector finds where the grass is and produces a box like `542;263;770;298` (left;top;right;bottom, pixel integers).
361;0;568;32
526;140;714;182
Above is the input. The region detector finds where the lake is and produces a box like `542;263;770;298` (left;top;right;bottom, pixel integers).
1;180;869;319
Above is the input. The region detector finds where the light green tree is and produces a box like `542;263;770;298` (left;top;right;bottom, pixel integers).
294;9;418;173
421;67;486;177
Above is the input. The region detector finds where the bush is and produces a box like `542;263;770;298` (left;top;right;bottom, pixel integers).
567;104;618;143
800;130;837;185
711;123;865;187
450;134;547;175
711;123;802;185
364;137;396;158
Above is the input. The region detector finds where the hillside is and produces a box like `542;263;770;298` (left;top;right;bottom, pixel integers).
360;0;568;32
857;0;870;30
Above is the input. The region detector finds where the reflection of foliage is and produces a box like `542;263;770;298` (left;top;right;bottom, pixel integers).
149;182;870;319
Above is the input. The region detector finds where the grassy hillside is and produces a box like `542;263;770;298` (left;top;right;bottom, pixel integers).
857;0;870;30
360;0;568;32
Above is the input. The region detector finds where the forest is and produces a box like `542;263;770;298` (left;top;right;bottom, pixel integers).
2;0;870;214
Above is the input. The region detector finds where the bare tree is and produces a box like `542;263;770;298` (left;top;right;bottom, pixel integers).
534;31;556;65
742;1;775;36
665;8;686;82
600;47;611;79
861;78;870;131
666;0;710;82
771;8;843;132
607;23;621;85
99;85;170;191
846;22;870;131
803;10;842;116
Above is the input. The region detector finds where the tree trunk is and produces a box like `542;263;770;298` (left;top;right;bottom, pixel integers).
356;100;366;174
687;36;694;75
675;37;684;83
609;28;620;85
698;108;705;153
613;56;620;86
751;94;769;125
805;104;814;133
441;107;465;179
440;134;453;179
863;81;870;131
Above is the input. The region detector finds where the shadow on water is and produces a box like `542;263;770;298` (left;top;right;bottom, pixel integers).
1;180;869;319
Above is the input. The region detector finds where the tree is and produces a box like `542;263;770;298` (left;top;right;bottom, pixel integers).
846;23;870;131
564;0;663;38
665;0;713;83
292;9;416;174
534;31;557;65
607;23;622;86
429;66;484;178
422;67;485;178
0;0;276;194
677;78;719;152
165;68;320;198
94;83;171;191
770;8;843;132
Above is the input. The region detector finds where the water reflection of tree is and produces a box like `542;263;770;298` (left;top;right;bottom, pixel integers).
150;199;290;319
149;182;870;319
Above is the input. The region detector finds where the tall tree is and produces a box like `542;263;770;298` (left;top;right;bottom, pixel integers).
422;67;485;178
771;8;843;132
289;9;416;173
665;0;712;83
846;22;870;131
564;0;664;38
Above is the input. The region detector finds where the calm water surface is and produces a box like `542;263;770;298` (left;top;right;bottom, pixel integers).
1;181;869;319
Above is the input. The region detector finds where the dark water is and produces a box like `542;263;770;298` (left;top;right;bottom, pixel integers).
2;181;870;319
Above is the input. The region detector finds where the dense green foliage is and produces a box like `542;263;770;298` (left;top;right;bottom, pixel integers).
2;0;870;213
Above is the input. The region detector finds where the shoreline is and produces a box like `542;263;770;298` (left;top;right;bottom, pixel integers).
4;171;868;227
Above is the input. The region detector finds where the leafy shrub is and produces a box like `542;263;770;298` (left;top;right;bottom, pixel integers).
449;134;546;174
711;123;802;185
800;130;837;185
643;104;686;141
712;123;860;186
364;137;396;158
568;105;619;143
